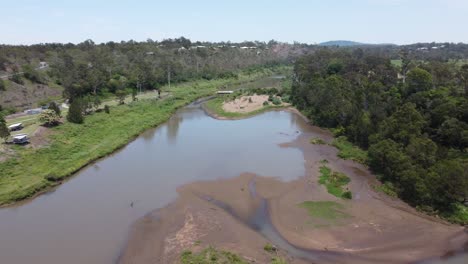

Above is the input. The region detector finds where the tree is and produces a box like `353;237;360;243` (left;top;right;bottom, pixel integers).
406;67;433;95
437;118;468;150
23;64;45;84
378;103;426;146
39;109;60;126
0;115;10;142
459;64;468;97
67;99;84;124
93;96;102;110
116;90;127;105
132;89;138;101
430;160;468;207
405;137;437;167
48;102;61;117
368;139;412;182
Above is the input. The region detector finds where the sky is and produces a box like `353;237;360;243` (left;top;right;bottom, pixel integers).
1;0;468;45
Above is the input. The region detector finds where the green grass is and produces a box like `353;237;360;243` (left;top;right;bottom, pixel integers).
310;137;326;145
0;70;274;206
391;59;402;68
203;97;285;119
271;257;287;264
331;136;368;165
318;165;352;199
298;201;350;220
263;243;276;253
180;247;249;264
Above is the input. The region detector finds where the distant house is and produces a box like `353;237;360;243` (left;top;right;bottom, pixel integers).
8;123;23;131
39;61;48;69
12;134;29;144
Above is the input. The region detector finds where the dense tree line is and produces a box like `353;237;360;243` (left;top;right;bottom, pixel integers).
292;49;468;215
0;38;311;101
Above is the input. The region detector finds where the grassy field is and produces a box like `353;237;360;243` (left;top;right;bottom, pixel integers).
0;69;276;206
299;201;350;220
318;165;352;199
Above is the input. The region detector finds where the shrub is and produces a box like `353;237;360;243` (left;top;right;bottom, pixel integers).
0;80;5;91
48;102;61;117
272;97;282;105
264;243;277;253
116;90;127;105
0;116;10;142
104;105;110;114
263;101;269;106
342;191;352;199
67;99;84;124
39;109;60;126
310;137;326;144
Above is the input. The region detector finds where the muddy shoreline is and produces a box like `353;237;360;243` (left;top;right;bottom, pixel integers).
118;115;468;264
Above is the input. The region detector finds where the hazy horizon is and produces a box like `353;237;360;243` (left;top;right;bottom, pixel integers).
2;0;468;45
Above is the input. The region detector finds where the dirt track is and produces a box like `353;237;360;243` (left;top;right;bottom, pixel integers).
119;122;467;264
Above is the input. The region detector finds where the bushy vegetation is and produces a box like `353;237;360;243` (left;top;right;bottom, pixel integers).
331;136;368;164
292;49;468;222
310;137;326;145
318;166;352;199
180;247;248;264
39;109;60;126
0;115;10;142
374;182;398;198
263;243;277;253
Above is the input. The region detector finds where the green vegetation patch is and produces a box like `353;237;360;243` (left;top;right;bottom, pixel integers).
271;257;287;264
332;136;368;165
442;203;468;225
263;243;276;253
180;247;249;264
310;137;326;145
318;165;352;199
373;182;398;198
299;201;350;220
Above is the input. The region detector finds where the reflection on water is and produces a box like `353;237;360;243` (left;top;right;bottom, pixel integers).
0;105;310;264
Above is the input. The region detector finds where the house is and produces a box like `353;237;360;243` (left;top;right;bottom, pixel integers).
12;134;29;144
8;123;23;131
39;61;48;69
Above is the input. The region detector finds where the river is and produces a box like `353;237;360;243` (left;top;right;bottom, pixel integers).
0;102;312;264
1;100;466;264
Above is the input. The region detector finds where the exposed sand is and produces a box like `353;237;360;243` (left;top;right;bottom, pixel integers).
222;95;287;113
119;116;468;264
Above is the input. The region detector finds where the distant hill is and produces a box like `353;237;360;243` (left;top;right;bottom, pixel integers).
319;40;397;47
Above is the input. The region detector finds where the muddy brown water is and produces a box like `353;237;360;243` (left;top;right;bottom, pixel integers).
0;101;466;264
0;102;312;264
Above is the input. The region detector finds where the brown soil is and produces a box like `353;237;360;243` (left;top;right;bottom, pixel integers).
222;95;288;113
119;117;468;264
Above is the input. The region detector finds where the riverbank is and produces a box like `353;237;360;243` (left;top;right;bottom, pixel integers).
119;119;468;264
0;69;280;206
